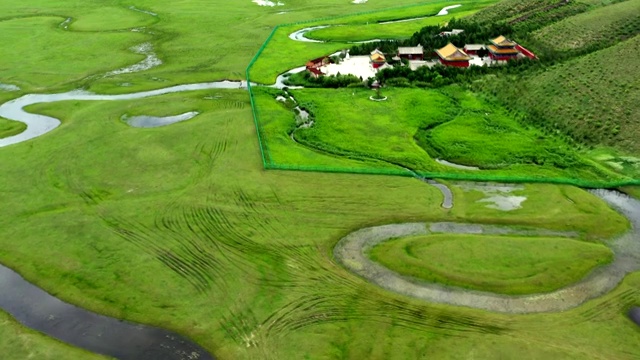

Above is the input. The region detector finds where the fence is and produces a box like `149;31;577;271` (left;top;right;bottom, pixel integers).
245;3;640;189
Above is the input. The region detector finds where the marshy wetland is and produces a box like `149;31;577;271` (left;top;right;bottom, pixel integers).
1;0;639;358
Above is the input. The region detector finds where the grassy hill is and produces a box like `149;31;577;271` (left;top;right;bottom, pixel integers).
470;0;589;30
530;0;640;55
482;35;640;156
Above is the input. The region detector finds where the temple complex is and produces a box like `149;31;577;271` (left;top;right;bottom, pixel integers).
435;43;471;67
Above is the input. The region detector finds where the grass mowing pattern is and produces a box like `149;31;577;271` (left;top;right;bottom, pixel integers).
0;117;26;139
0;84;638;359
531;0;640;54
369;233;613;295
1;1;639;358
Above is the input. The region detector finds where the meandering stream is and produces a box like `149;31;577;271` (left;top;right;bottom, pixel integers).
0;81;253;148
0;264;213;359
0;4;637;356
334;189;640;313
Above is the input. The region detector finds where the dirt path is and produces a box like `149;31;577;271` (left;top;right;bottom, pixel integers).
334;189;640;313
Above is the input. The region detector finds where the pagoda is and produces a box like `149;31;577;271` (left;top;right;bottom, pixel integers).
435;43;471;67
487;36;520;60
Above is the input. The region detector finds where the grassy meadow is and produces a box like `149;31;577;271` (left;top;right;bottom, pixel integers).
448;182;630;240
369;233;613;295
257;86;621;183
0;0;442;94
0;86;637;360
0;118;26;139
1;0;640;358
481;34;640;177
303;1;493;42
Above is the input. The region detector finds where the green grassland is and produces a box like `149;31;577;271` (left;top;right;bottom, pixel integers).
304;1;492;42
0;117;26;139
0;16;147;92
0;89;637;359
1;0;442;94
369;233;613;295
530;0;640;54
260;86;620;183
0;311;107;359
448;183;629;240
2;0;640;358
470;0;554;23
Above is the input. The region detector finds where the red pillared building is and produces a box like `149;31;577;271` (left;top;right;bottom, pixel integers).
435;43;471;67
370;49;386;68
463;44;486;56
397;45;424;60
487;36;519;60
305;56;329;78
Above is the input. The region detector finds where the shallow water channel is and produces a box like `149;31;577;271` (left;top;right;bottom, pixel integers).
0;264;213;359
1;10;637;354
334;189;640;313
0;81;253;148
124;111;199;128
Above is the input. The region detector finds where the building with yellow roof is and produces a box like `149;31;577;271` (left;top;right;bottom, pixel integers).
488;35;520;60
370;49;387;69
435;43;471;67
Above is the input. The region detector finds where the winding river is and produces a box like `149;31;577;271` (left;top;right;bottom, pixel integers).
0;3;637;357
0;264;213;359
0;81;253;148
334;189;640;314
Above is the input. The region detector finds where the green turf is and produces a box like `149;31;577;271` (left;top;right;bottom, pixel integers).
304;3;487;42
469;0;559;23
69;6;157;32
0;117;26;139
369;233;613;294
449;183;630;240
0;16;146;92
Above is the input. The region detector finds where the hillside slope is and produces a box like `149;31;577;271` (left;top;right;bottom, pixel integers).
531;0;640;54
483;35;640;154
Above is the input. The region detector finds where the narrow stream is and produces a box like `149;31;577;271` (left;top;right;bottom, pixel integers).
0;264;213;359
1;5;636;355
0;81;254;148
334;189;640;314
288;4;462;43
